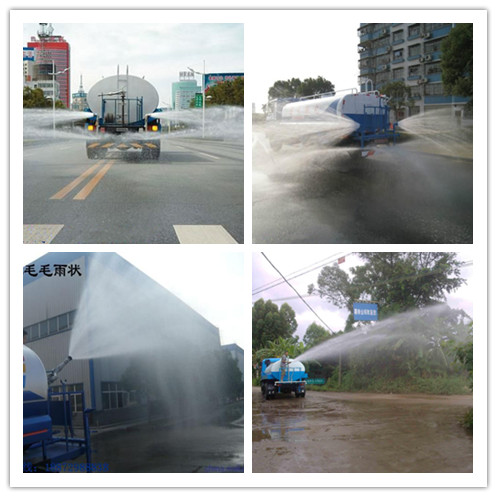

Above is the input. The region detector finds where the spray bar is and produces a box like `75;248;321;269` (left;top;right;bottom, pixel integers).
47;355;72;384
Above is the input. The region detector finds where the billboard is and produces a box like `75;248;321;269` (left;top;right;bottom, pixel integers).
203;72;244;91
23;47;35;61
353;302;378;321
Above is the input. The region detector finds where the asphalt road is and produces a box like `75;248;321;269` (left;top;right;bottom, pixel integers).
23;136;244;244
252;130;473;244
252;387;473;473
88;410;244;473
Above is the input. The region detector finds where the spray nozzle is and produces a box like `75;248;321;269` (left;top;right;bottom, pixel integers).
47;355;73;384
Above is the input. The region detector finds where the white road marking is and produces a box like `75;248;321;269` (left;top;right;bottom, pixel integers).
197;152;220;160
173;225;238;244
23;224;64;244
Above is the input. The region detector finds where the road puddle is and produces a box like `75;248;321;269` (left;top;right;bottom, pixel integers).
253;389;472;473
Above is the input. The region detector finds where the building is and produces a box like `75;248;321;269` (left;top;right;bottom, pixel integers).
222;343;244;381
23;253;223;426
71;75;88;111
172;71;201;110
357;23;470;119
27;23;71;108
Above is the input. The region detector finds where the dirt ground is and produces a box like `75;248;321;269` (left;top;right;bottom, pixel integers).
252;387;472;473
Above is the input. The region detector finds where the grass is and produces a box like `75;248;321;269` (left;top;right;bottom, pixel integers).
307;373;471;395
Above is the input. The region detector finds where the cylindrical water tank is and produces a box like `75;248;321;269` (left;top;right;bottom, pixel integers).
264;359;306;375
87;74;159;123
23;345;48;403
23;345;51;445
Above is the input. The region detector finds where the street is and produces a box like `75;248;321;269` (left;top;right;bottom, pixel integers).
23;136;244;244
252;387;473;473
252;129;473;244
69;403;244;473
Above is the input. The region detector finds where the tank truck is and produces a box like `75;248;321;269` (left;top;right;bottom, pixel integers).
260;357;308;400
23;345;94;472
85;66;162;160
266;80;399;158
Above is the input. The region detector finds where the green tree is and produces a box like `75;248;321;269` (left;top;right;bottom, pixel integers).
309;253;466;330
253;336;305;365
298;76;335;97
441;24;473;106
303;322;332;349
252;299;297;352
23;86;66;109
268;76;334;100
379;81;414;120
268;78;303;100
205;77;244;106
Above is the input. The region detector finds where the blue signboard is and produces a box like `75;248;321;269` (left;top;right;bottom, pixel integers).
353;302;378;321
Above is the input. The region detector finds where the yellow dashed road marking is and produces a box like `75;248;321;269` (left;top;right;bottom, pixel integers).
50;161;104;200
73;160;116;200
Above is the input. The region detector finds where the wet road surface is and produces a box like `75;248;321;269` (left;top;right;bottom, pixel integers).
77;405;244;473
23;136;244;244
252;388;472;473
252;130;472;244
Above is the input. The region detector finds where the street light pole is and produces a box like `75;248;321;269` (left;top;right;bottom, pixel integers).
48;63;69;132
202;59;205;139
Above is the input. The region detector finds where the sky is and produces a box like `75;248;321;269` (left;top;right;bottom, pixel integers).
246;14;360;112
22;21;244;107
252;249;474;341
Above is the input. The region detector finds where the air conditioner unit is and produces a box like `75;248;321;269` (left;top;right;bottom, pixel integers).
417;77;428;84
419;56;425;63
381;29;388;35
423;32;432;39
424;54;432;61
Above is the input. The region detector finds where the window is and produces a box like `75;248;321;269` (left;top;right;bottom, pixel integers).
49;317;58;333
40;321;48;337
426;62;442;74
58;314;68;331
409;44;421;58
393;49;403;60
393;67;404;80
425;39;443;54
408;24;421;38
50;383;84;413
424;23;450;32
392;30;404;42
424;83;444;96
101;382;129;410
409;65;421;77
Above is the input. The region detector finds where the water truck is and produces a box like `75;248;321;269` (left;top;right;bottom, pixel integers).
260;357;308;400
266;82;399;158
23;345;93;472
85;66;162;160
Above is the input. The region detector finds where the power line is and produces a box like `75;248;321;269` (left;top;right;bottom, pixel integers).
261;252;334;334
252;252;352;296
